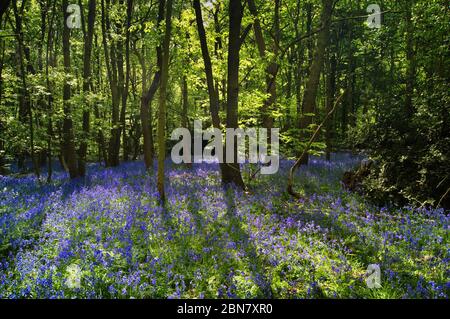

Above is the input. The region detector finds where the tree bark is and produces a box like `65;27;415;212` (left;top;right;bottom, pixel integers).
343;27;355;136
404;0;415;115
45;0;57;182
247;0;280;133
157;0;173;201
181;76;189;129
12;1;41;178
140;0;165;170
325;53;336;161
62;0;79;178
299;0;334;164
120;0;133;162
78;0;96;177
194;0;233;179
0;13;6;175
193;0;221;128
222;0;245;189
101;0;121;167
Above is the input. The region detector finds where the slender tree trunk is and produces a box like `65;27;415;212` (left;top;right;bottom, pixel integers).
130;59;141;161
194;0;233;178
62;0;79;178
193;0;221;128
140;0;165;170
222;0;245;189
343;28;355;136
12;1;40;178
121;0;133;162
181;76;189;129
404;0;415;115
0;14;5;175
92;35;108;166
113;0;126;164
157;0;173;201
45;0;57;182
139;68;157;170
247;0;280;133
78;0;96;177
306;2;313;71
212;3;226;111
101;0;121;167
285;50;294;130
293;0;304;127
299;0;334;164
325;53;336;161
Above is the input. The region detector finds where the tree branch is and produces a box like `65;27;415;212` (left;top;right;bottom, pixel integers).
239;23;253;49
287;92;345;199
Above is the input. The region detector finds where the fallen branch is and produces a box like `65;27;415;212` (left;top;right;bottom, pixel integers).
287;92;345;199
437;186;450;208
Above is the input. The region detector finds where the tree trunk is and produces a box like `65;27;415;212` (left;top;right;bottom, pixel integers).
293;0;304;128
0;13;6;175
92;34;108;166
193;0;221;128
299;0;333;164
140;0;165;170
62;0;79;178
325;53;336;161
404;0;415;115
140;74;157;170
13;1;41;178
78;0;96;177
181;76;189;129
212;3;227;111
306;2;313;71
194;0;233;178
157;0;173;201
101;0;121;167
45;0;57;182
222;0;245;189
247;0;280;135
120;0;133;162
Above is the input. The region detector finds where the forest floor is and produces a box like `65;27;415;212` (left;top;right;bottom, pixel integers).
0;153;448;298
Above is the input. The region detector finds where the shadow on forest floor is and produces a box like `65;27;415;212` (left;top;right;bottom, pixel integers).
221;184;274;298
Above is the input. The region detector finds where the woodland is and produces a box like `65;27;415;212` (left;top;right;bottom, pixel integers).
0;0;448;299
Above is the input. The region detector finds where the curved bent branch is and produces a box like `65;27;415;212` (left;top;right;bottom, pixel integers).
287;92;345;199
